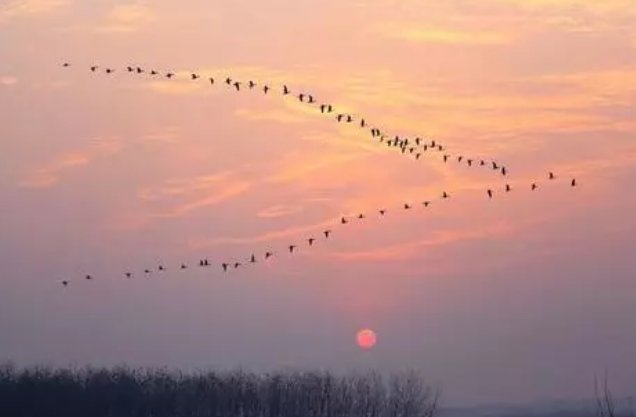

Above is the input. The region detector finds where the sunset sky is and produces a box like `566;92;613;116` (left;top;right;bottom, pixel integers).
1;0;635;406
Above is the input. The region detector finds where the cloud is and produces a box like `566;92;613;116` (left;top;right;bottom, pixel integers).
0;76;18;86
380;23;515;45
151;181;250;218
330;221;516;262
92;3;155;33
0;0;69;19
257;204;304;219
19;138;123;188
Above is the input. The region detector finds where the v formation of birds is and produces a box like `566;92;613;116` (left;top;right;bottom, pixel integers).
57;63;578;287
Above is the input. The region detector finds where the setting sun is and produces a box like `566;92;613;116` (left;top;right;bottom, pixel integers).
356;329;377;350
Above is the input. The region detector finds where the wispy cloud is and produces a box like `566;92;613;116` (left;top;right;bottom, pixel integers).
93;3;155;33
0;0;69;20
18;138;123;188
379;23;515;45
257;204;304;219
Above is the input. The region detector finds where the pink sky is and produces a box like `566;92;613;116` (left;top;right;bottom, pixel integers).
1;0;635;405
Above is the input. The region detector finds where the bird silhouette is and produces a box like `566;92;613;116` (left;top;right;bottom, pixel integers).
125;272;132;278
225;77;232;85
415;153;421;160
158;265;165;272
265;252;273;259
222;263;229;272
248;81;256;88
443;155;449;163
136;67;144;74
166;72;174;78
85;274;93;280
308;238;316;246
127;66;134;72
531;183;538;191
308;95;315;103
467;159;473;166
209;77;215;85
506;184;512;192
150;70;158;75
250;254;256;263
358;214;365;219
298;93;305;102
442;191;449;199
180;264;187;270
458;156;463;163
492;162;499;170
191;73;200;80
379;209;386;215
233;81;241;91
283;85;290;95
90;66;98;72
571;178;577;187
360;119;366;127
549;172;555;180
105;68;114;74
62;280;69;287
341;217;348;224
501;166;507;176
263;85;270;94
324;230;332;238
63;63;71;67
487;189;493;198
404;204;412;210
144;269;151;274
423;201;431;207
288;245;296;253
233;262;241;269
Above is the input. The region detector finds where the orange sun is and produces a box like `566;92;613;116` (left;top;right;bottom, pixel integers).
356;329;377;350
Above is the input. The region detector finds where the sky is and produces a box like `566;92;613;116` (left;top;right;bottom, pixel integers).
1;0;636;406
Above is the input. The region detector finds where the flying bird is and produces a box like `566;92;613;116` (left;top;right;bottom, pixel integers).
308;238;316;246
191;73;200;80
150;70;158;75
125;272;132;278
404;204;412;210
341;217;348;224
127;66;134;72
158;265;165;272
531;183;538;191
166;72;174;78
62;62;70;67
442;191;449;199
62;280;69;287
233;81;240;91
423;201;431;207
487;189;493;198
222;263;229;272
501;166;507;176
506;184;512;192
250;254;256;263
225;77;232;85
90;66;98;72
136;67;144;74
283;85;290;95
234;262;241;269
571;178;577;187
379;209;386;215
209;77;215;85
443;155;449;163
85;274;93;280
248;80;256;88
324;230;332;238
549;172;555;180
144;269;151;274
180;264;187;270
265;252;273;259
288;245;296;253
263;85;270;94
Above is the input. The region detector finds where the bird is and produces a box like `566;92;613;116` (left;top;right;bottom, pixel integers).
199;260;205;267
379;209;386;215
308;95;315;103
158;265;165;272
308;238;316;246
480;160;486;166
62;62;70;67
233;81;241;91
415;137;421;145
404;204;412;210
180;264;187;270
423;201;431;207
415;153;421;160
263;85;270;94
298;93;305;102
127;66;134;72
204;259;209;266
166;72;174;79
458;156;463;163
125;272;132;278
144;269;151;274
85;274;93;280
222;263;229;272
283;85;290;95
265;252;273;260
105;68;114;74
320;104;326;113
467;159;473;166
571;178;577;187
336;114;344;122
358;214;365;219
443;155;449;163
326;105;333;113
209;77;215;85
346;115;353;123
90;66;98;72
288;245;296;253
531;183;538;191
250;254;256;263
505;184;512;192
248;80;256;89
225;77;232;85
360;119;366;128
492;162;499;170
324;230;332;238
62;280;69;287
341;217;348;224
150;70;158;75
442;191;449;199
487;189;493;198
233;262;241;269
191;73;199;80
136;67;144;74
431;140;437;148
549;172;555;180
501;166;507;176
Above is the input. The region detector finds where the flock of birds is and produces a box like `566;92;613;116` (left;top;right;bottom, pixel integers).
57;62;578;287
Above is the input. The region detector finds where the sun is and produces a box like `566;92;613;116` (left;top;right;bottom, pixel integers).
356;329;377;350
